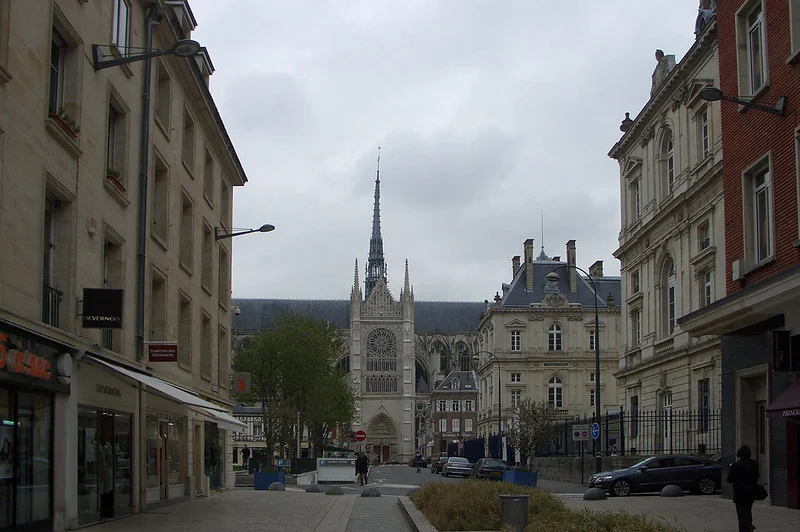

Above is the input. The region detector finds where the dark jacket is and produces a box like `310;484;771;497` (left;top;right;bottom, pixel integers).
356;455;369;474
726;457;759;502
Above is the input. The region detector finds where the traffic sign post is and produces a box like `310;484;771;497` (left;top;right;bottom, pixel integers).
354;430;367;442
572;424;589;442
591;422;600;440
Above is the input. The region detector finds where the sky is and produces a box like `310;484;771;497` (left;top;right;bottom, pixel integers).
189;0;704;302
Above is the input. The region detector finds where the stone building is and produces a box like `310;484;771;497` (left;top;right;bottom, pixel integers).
474;239;621;453
607;14;724;457
0;1;246;529
430;371;479;456
232;167;486;464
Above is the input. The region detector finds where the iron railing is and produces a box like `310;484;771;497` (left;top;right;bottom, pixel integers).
42;284;62;327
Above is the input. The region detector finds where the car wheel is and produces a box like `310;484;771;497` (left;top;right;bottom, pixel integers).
612;479;632;497
696;477;717;495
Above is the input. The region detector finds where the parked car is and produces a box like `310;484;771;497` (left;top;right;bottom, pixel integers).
588;454;721;497
470;458;506;480
430;456;449;474
443;457;472;477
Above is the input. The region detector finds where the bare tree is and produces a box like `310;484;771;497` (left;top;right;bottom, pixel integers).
507;398;558;469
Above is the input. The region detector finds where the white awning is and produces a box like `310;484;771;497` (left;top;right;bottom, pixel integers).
199;407;247;431
88;356;227;412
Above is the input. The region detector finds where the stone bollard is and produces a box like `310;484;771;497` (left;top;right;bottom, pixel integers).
361;487;381;497
499;494;529;532
305;484;323;493
268;482;285;491
660;484;684;497
583;488;607;501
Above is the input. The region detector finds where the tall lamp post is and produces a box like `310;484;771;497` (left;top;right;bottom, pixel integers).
472;351;502;459
547;267;602;473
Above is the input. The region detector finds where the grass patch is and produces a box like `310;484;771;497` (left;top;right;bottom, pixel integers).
409;480;683;531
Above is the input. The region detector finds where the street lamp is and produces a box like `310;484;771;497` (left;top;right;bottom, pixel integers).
547;266;602;474
472;351;502;460
699;86;787;117
215;224;275;241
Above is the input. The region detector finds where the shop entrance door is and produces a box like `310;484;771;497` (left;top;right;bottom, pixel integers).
159;421;170;500
97;413;115;519
382;445;390;462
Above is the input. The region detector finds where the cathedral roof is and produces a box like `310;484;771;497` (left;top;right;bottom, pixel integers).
231;298;486;333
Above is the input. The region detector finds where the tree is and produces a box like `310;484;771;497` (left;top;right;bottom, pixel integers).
507;398;558;469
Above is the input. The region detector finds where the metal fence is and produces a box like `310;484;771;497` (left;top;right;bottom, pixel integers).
539;409;721;458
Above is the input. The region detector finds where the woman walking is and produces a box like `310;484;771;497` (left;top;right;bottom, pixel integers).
726;445;760;532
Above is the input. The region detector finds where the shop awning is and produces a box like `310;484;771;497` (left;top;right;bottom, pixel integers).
88;356;227;412
766;379;800;418
199;407;247;431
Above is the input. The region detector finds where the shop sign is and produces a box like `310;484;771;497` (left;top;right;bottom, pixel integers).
782;409;800;417
82;288;124;329
96;384;121;397
0;332;52;381
147;342;178;362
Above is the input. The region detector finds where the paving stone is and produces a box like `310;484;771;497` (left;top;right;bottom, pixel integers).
345;496;412;532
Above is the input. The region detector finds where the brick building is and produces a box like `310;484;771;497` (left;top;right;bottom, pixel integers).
431;371;478;457
680;1;800;510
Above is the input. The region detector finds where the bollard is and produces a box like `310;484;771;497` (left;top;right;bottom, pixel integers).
499;494;529;532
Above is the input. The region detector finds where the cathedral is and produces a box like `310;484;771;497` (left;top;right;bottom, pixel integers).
231;164;485;463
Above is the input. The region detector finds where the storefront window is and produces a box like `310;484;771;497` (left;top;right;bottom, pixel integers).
14;391;53;526
114;413;132;514
145;414;159;489
77;407;98;522
168;416;185;486
0;387;13;529
204;422;220;489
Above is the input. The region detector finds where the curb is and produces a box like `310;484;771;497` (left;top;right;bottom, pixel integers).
397;496;438;532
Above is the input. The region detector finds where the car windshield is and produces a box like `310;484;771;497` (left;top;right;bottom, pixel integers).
449;458;469;464
482;459;504;467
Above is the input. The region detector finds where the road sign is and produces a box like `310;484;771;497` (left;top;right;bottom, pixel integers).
572;424;589;441
232;372;251;393
354;430;367;442
591;422;600;440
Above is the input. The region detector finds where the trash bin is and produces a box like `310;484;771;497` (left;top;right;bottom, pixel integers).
500;494;529;532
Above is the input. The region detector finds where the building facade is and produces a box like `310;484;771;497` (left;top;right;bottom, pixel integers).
474;239;621;455
608;16;724;457
680;1;800;510
430;371;478;457
0;1;246;530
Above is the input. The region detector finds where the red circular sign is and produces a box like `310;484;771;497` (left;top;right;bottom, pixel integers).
354;430;367;441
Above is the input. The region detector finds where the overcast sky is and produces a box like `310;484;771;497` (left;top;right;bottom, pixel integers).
190;0;703;302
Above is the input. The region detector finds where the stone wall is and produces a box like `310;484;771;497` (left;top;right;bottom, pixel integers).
529;456;643;485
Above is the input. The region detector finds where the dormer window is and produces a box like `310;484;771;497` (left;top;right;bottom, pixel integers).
698;221;711;251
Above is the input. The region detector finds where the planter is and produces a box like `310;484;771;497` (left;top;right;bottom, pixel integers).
49;112;78;138
502;469;538;487
254;471;286;490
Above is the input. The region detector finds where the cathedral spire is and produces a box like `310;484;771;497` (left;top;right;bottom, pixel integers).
403;259;410;295
353;259;360;291
365;147;386;298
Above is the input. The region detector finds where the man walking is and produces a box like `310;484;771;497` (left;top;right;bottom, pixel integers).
241;444;251;470
415;453;422;473
355;452;369;485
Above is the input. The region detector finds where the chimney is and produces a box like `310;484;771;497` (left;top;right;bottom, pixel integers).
589;260;604;278
512;256;521;279
524;239;534;292
566;240;577;293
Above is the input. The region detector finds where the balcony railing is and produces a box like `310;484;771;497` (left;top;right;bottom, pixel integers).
654;337;674;357
42;284;63;328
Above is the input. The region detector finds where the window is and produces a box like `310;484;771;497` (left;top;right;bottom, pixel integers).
665;132;675;194
510;372;521;383
630;395;639;438
438;400;447;412
631;270;640;293
452;378;460;391
439;346;449;372
48;30;66;114
179;192;194;271
178;292;191;368
589;389;596;407
548;324;562;351
452;400;460;412
152;153;169;243
182;108;195;173
665;259;677;334
510;330;520;351
744;2;766;94
203;147;214;204
42;197;60;327
589;329;596;351
792;0;800;55
201;311;212;380
458;346;470;371
149;270;167;341
511;389;521;408
699;106;710;158
47;12;81;140
202;222;213;293
155;61;172;131
218;246;230;307
464;400;473;412
589;372;595;382
112;0;130;51
439;418;447;432
698;221;711;251
745;164;773;264
220;181;231;228
701;270;713;307
452;419;460;433
632;309;641;346
548;377;563;408
218;327;229;390
633;179;641;219
698;378;710;433
464;419;473;433
105;94;129;189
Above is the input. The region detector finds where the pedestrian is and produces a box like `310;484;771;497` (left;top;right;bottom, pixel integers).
726;444;760;532
415;453;422;473
355;452;369;485
241;444;250;470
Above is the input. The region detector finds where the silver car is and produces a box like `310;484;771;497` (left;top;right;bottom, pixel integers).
443;457;472;477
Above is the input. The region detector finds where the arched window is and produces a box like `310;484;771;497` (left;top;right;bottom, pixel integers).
457;343;470;371
548;324;562;351
665;258;677;334
548;377;563;408
335;356;350;373
662;129;676;195
366;328;397;372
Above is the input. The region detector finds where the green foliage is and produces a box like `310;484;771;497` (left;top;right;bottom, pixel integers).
507;398;558;468
410;481;683;532
232;312;356;461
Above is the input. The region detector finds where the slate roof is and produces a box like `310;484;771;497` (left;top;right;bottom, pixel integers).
500;260;622;309
231;298;486;333
433;371;479;393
